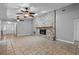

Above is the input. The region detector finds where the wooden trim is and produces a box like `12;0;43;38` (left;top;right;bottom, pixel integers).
53;10;56;41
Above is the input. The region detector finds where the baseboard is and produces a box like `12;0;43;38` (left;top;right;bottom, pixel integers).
57;39;74;44
17;34;33;36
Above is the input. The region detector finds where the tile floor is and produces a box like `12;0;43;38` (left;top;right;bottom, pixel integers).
0;35;79;55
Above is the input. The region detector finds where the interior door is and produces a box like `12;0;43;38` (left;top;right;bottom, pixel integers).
76;22;79;41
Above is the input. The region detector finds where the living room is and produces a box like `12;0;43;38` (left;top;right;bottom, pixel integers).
0;3;79;55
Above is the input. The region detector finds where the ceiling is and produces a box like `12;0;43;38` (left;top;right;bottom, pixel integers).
4;3;72;20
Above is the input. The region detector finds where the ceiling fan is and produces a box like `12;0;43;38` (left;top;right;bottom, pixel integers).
16;7;36;20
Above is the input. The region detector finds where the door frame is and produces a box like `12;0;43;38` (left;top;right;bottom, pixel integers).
73;19;79;41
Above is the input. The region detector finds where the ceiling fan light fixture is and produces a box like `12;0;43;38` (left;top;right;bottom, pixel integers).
29;12;35;14
16;4;36;19
24;14;29;17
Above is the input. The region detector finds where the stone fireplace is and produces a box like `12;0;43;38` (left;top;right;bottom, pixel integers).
33;10;56;40
35;26;54;40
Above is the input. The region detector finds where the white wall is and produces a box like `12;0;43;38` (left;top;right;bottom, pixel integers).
17;19;33;36
56;4;79;42
0;3;7;20
0;3;7;36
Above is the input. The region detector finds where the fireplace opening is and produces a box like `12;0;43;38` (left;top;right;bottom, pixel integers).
40;29;46;35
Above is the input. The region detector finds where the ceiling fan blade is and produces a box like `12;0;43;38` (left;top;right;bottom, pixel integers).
29;14;34;17
25;11;28;12
21;9;28;13
17;19;24;21
29;12;35;14
21;10;25;12
19;20;24;21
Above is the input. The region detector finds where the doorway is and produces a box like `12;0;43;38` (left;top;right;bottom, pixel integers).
74;20;79;41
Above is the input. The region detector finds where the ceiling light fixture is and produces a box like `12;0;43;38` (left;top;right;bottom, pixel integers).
16;7;36;20
24;14;29;17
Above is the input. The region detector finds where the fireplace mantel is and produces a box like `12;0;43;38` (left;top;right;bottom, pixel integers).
35;26;53;28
